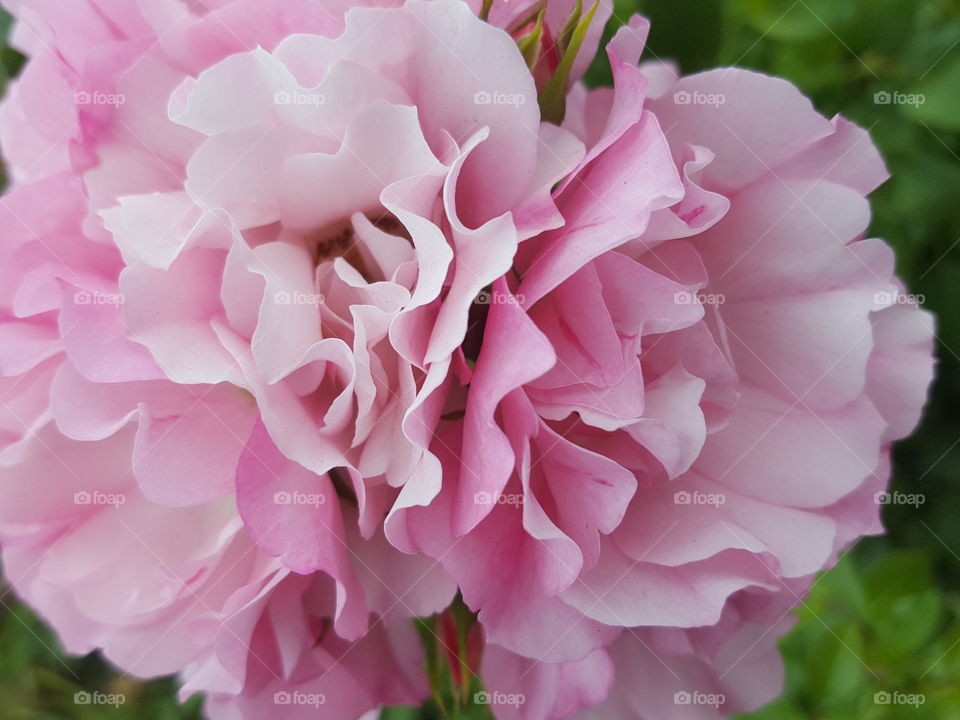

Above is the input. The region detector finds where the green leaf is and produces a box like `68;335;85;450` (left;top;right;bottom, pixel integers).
538;0;600;124
556;0;584;55
900;57;960;131
805;625;869;709
871;590;942;662
862;550;934;609
739;0;855;43
516;10;546;69
643;0;723;72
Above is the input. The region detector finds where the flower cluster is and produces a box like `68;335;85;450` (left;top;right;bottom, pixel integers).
0;0;934;718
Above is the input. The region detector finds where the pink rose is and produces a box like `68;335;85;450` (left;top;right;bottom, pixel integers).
0;0;934;718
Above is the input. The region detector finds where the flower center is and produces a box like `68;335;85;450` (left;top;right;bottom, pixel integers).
304;212;410;283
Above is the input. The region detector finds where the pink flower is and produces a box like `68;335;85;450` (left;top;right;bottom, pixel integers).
0;0;934;718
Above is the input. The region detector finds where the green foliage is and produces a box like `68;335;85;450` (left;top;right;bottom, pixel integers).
0;586;205;719
736;551;960;719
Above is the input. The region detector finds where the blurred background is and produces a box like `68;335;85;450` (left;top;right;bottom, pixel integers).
1;0;958;718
